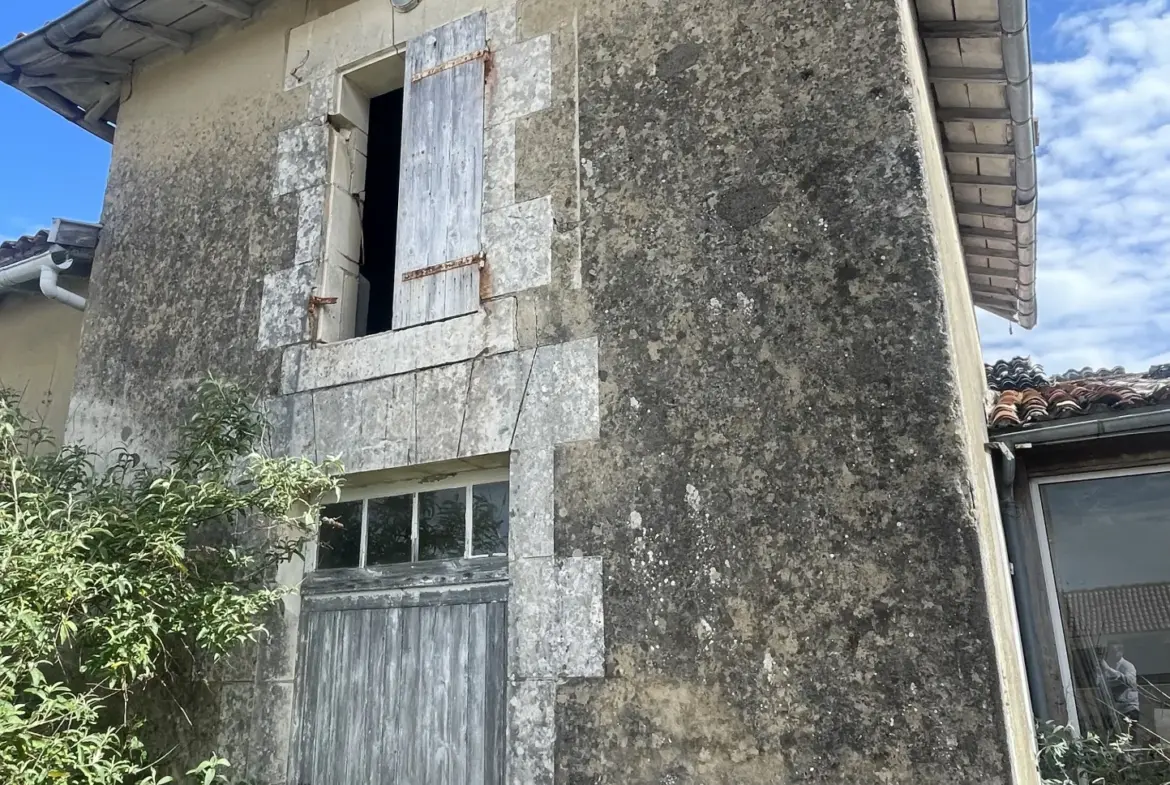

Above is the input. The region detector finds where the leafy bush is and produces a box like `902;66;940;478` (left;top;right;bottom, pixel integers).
1038;721;1170;785
0;379;339;784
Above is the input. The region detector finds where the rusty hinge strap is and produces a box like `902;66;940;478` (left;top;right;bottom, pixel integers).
411;49;490;82
402;252;485;282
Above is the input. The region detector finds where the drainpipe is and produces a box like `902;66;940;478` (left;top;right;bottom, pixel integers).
999;0;1038;328
0;249;88;311
991;441;1050;722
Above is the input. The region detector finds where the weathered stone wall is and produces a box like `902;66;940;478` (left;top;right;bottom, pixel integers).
64;0;1033;782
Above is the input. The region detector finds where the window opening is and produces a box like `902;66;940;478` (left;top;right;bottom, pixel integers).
1031;465;1170;740
317;471;509;570
357;86;405;337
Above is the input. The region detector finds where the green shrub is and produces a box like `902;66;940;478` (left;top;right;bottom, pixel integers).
0;378;339;784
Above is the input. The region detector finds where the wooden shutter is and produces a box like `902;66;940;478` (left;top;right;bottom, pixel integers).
292;593;507;784
393;12;487;330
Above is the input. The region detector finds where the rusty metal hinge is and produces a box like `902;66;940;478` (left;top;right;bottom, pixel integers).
402;252;485;282
411;49;491;82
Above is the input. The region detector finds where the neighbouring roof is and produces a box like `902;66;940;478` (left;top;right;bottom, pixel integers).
1063;583;1170;639
0;0;260;141
0;218;101;270
987;357;1170;430
912;0;1038;328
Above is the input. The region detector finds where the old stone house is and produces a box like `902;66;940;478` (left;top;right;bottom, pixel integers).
0;0;1042;782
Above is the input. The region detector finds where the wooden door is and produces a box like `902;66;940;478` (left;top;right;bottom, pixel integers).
291;586;507;785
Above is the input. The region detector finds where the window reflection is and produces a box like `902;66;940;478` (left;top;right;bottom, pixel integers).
418;487;466;560
472;481;509;556
318;500;362;569
1041;470;1170;740
366;494;412;566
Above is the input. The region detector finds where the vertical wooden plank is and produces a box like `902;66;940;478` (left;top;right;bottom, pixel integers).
484;601;508;785
362;607;390;780
465;602;488;785
446;603;471;784
402;604;428;783
393;11;486;329
373;606;402;783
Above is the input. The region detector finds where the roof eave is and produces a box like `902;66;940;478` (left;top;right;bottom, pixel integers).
915;0;1039;329
0;0;257;143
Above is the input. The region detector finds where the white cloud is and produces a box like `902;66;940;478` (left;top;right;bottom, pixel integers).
979;0;1170;376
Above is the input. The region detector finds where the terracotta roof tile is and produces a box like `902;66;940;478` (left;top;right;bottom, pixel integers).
986;357;1170;429
0;230;52;266
1062;583;1170;638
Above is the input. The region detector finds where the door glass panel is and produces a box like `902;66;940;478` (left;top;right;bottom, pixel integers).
366;494;413;566
418;487;466;560
1041;470;1170;740
471;481;509;556
317;500;363;569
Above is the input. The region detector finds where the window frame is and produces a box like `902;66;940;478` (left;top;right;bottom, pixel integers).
1028;462;1170;733
310;467;510;572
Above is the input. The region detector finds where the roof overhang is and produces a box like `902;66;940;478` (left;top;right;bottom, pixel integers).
913;0;1038;328
0;0;260;142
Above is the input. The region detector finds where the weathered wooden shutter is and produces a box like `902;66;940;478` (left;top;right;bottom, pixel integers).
393;12;487;330
292;589;507;784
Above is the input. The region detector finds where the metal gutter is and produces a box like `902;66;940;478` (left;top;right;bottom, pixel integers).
0;250;88;311
989;405;1170;446
999;0;1038;328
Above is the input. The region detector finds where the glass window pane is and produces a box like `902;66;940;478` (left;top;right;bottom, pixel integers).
366;494;413;566
471;481;509;556
1040;471;1170;739
418;487;466;560
317;500;362;569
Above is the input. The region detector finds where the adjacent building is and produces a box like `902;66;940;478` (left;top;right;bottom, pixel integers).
988;358;1170;741
0;0;1043;782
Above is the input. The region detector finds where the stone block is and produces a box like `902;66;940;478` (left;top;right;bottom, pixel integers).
487;35;552;128
274;121;329;196
293;185;326;264
556;556;604;678
513;337;600;448
257;264;314;350
247;681;296;785
414;362;473;464
510;556;605;678
313;374;415;473
487;4;518;48
263;391;316;460
280;297;517;394
285;0;397;90
484;119;517;213
485;196;553;296
509;446;554;560
460;349;535;457
507;679;555;785
515;100;578;226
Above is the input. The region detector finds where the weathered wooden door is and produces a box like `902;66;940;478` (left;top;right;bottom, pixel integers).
291;584;507;785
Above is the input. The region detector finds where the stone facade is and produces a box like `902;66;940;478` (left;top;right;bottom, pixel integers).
63;0;1035;782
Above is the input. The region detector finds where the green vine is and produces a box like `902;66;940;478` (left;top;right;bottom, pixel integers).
0;378;339;784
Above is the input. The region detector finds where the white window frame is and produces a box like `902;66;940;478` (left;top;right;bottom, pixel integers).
1028;462;1170;733
311;467;509;571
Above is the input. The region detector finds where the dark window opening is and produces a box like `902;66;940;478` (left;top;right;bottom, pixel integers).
358;87;405;336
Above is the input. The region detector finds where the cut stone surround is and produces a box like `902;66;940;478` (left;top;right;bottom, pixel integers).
268;336;602;782
257;5;593;780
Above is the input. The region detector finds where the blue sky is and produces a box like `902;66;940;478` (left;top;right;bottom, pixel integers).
0;1;1166;376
